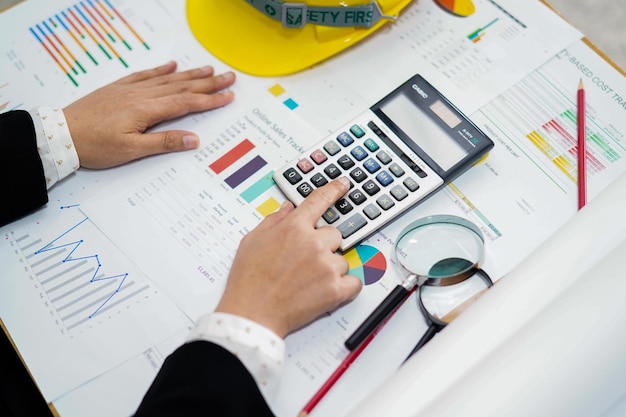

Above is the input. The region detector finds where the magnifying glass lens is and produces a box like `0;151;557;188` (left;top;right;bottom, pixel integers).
395;222;484;278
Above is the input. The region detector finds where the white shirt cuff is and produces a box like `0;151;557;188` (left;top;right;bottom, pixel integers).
186;312;285;404
29;107;80;189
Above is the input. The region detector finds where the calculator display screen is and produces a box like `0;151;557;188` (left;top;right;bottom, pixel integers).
379;92;468;171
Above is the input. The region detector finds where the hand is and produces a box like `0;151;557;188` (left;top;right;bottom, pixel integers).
216;178;363;338
63;61;236;169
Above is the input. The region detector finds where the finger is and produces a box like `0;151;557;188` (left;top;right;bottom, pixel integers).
128;130;201;159
115;61;178;85
140;87;235;126
315;225;344;252
338;274;363;303
147;71;236;100
294;177;350;224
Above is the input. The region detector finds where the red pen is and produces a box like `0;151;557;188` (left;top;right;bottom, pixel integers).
577;79;586;209
298;288;415;417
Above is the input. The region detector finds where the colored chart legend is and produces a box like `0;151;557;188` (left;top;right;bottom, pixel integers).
29;0;150;87
344;245;387;285
268;83;299;110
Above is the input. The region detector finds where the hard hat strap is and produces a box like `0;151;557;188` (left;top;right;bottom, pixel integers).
245;0;397;29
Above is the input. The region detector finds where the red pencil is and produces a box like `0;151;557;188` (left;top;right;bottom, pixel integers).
297;328;376;417
298;288;415;417
577;79;587;209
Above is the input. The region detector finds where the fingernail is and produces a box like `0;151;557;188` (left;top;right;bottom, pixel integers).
183;135;199;149
221;71;235;82
338;176;350;189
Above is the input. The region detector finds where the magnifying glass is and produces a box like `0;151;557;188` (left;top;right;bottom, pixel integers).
404;266;493;361
345;214;487;351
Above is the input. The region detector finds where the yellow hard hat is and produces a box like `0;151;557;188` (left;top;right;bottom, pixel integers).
186;0;413;76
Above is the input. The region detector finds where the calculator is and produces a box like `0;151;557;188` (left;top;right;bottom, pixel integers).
273;74;494;251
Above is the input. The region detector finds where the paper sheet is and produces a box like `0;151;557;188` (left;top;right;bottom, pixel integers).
2;1;617;417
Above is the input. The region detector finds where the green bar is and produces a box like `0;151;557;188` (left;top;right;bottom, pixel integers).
240;171;275;203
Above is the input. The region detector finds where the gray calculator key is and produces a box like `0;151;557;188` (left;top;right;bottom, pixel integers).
389;163;405;177
324;141;341;155
376;194;395;210
322;207;339;224
376;151;392;165
337;213;368;238
390;185;408;201
403;177;420;191
363;204;381;220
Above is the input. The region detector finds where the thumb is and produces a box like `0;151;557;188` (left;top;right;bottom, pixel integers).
136;130;200;157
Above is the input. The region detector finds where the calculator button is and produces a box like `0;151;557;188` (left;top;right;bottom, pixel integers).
403;177;420;192
337;155;355;170
337;213;367;238
324;163;341;179
283;168;302;185
389;163;405;177
390;185;408;201
349;167;367;183
349;124;366;138
310;149;328;165
324;141;341;156
363;158;381;173
337;132;354;147
311;173;328;187
362;180;381;196
376;151;392;165
376;194;395;210
375;171;394;186
297;182;314;197
335;198;354;214
350;146;368;161
348;189;367;205
364;138;379;152
363;204;381;220
322;207;339;224
297;159;314;174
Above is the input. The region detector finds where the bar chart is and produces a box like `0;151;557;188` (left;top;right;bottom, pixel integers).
479;70;623;192
28;0;150;86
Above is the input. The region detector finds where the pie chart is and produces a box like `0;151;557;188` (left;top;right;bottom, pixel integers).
434;0;476;17
343;245;387;285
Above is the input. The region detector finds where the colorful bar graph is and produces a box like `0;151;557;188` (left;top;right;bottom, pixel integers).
225;155;268;189
29;0;151;86
479;70;623;192
467;18;499;43
209;139;255;174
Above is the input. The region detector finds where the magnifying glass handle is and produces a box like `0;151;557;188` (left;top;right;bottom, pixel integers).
403;323;441;363
345;284;412;351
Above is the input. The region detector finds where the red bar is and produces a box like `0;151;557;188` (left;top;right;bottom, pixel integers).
209;139;255;174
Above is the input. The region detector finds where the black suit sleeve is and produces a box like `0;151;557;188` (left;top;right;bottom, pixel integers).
134;341;276;417
0;110;48;227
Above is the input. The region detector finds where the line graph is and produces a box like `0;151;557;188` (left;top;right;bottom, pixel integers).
14;212;147;331
33;216;128;320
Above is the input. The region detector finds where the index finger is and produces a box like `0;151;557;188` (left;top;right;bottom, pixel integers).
293;177;350;224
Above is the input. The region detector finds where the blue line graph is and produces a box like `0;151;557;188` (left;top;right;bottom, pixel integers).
34;216;129;319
